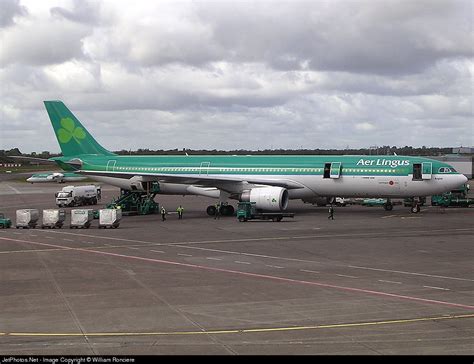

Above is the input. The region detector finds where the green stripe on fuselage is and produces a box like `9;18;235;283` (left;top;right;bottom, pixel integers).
55;155;456;177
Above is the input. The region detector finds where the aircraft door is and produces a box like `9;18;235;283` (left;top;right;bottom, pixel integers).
330;162;341;179
413;162;432;180
200;161;210;176
106;160;116;172
422;162;432;180
323;162;342;179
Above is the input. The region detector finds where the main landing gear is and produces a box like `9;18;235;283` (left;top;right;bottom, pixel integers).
410;203;421;214
382;198;421;213
206;203;235;217
383;199;393;211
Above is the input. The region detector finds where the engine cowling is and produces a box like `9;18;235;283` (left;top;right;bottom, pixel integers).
240;186;289;211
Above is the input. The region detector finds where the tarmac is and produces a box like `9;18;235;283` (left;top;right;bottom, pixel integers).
0;178;473;355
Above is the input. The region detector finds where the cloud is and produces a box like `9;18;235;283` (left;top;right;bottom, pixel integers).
0;0;472;152
50;0;102;25
0;0;27;28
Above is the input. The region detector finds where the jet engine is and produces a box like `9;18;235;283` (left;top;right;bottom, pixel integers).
240;186;289;211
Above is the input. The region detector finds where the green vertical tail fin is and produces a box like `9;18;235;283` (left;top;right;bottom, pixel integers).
44;101;115;157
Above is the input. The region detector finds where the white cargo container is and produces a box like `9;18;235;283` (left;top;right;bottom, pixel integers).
99;209;122;228
16;209;39;229
70;209;94;229
42;209;66;229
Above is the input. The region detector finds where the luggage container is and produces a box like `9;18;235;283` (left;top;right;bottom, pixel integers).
70;209;94;229
42;209;66;229
98;209;122;229
16;209;39;229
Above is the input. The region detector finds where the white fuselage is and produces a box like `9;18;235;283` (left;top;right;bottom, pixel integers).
90;172;467;200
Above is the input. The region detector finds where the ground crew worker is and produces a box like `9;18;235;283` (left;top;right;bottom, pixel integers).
214;202;220;220
177;205;184;219
328;205;334;220
161;206;166;221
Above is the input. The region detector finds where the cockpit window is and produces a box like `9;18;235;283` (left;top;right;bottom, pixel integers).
438;167;457;173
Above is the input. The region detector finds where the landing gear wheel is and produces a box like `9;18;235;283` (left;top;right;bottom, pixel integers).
383;203;393;211
411;204;420;213
206;205;216;216
221;205;235;216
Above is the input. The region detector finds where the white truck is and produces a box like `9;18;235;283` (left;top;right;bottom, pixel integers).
55;185;101;207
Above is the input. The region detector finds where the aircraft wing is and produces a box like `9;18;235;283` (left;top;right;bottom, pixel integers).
9;156;57;164
77;170;305;192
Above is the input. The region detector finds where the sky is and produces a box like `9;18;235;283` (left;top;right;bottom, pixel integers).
0;0;473;153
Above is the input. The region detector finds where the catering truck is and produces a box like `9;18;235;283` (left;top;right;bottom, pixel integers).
55;185;101;207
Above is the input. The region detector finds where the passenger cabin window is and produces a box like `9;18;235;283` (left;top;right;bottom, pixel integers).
413;163;422;181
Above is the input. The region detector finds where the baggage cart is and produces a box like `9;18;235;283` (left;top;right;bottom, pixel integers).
98;209;122;229
16;209;39;229
70;209;94;229
42;209;66;229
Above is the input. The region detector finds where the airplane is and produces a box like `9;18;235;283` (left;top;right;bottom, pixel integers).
43;100;467;214
26;171;87;183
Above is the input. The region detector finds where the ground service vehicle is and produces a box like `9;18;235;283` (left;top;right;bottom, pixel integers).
55;185;100;207
0;213;12;228
237;202;295;222
431;184;473;208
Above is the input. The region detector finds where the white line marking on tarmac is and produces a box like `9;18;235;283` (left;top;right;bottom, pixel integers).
177;253;192;257
378;280;402;285
423;286;450;291
6;184;21;194
336;274;358;279
266;265;284;269
206;257;222;261
300;269;320;274
150;250;165;254
349;265;474;282
235;261;251;265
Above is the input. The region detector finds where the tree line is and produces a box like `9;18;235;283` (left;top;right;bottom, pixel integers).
0;146;455;163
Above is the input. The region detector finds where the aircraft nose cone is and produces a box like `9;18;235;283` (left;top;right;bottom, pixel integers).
459;174;468;185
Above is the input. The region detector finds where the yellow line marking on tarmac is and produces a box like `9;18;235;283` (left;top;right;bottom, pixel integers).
2;313;473;338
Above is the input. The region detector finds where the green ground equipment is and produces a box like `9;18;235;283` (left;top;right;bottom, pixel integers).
236;202;295;222
0;213;12;228
107;182;160;215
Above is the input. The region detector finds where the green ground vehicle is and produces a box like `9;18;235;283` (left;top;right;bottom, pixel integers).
431;183;473;208
362;198;387;207
236;202;295;222
0;213;12;228
107;183;160;216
